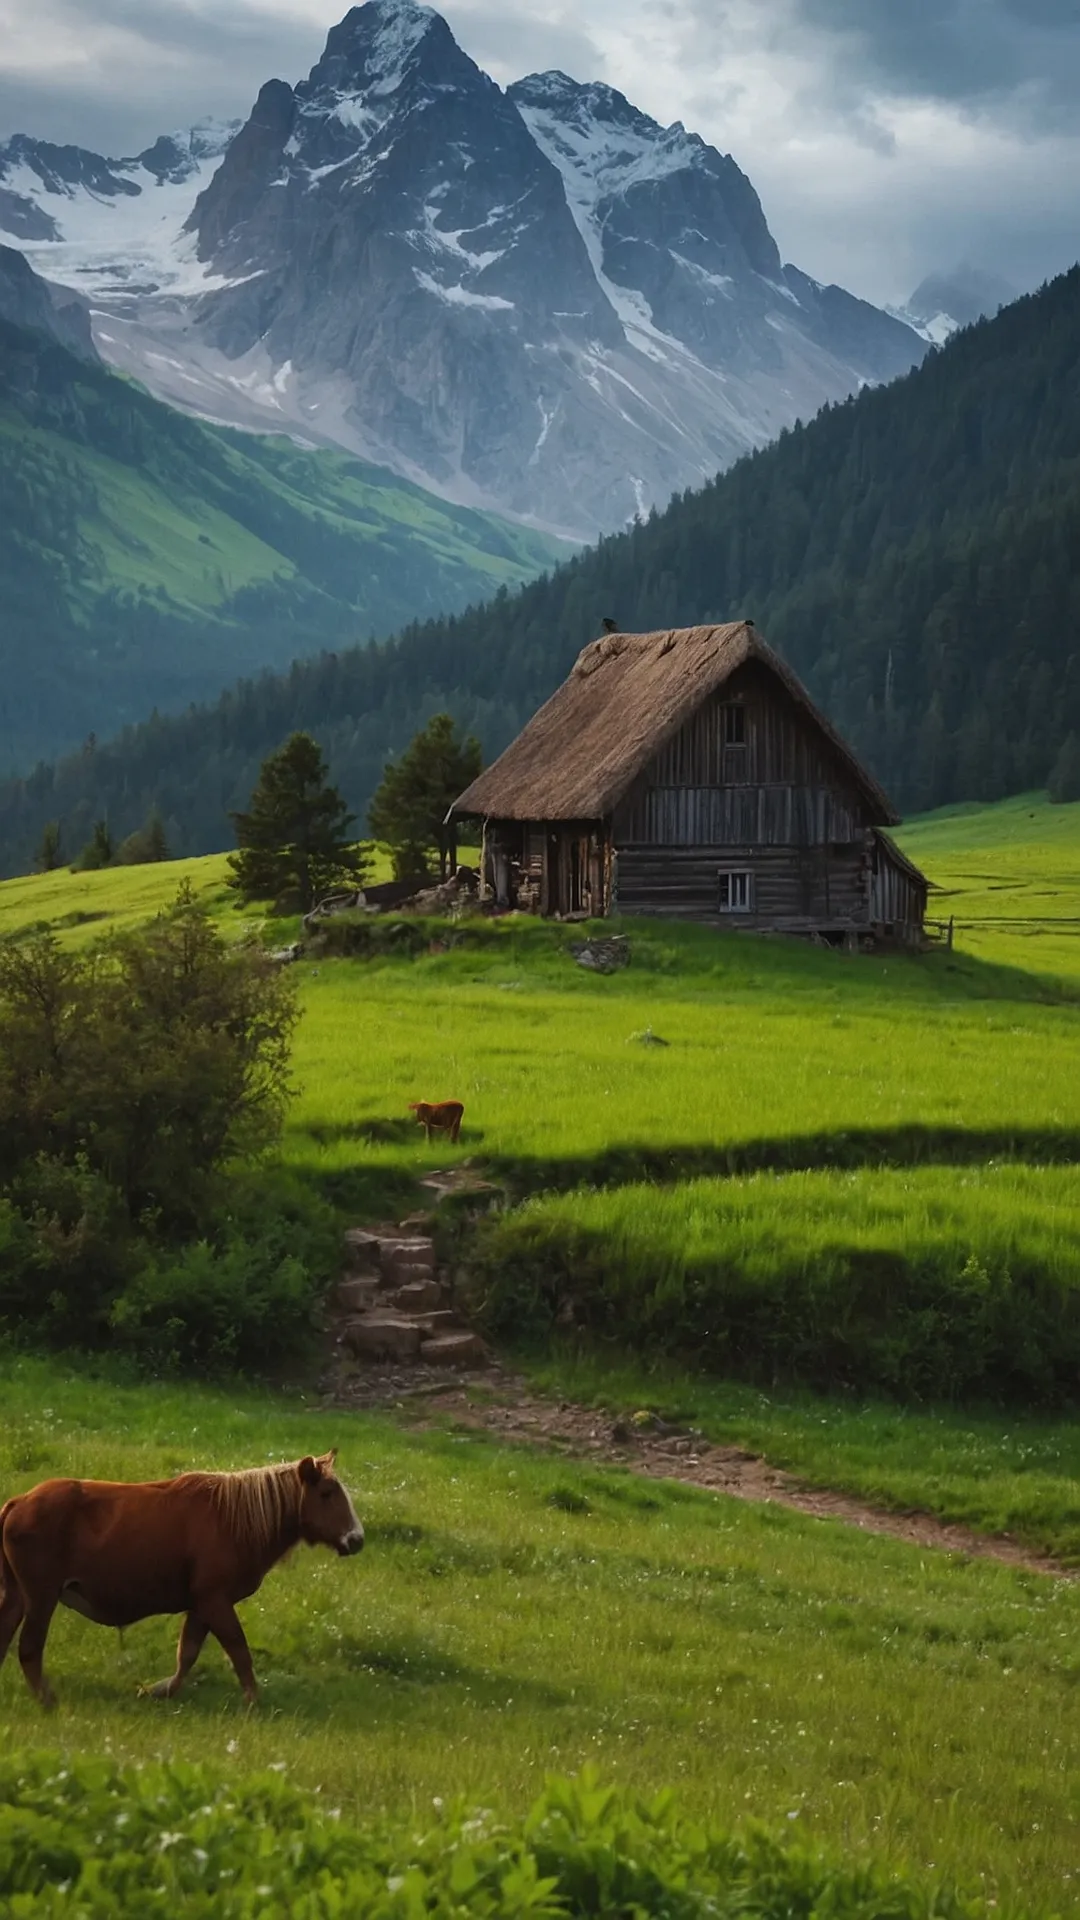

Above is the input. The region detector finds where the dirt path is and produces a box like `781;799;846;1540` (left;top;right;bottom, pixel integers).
326;1363;1077;1582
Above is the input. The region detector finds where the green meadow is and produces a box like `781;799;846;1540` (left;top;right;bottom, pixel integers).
1;1356;1078;1916
2;795;1079;1911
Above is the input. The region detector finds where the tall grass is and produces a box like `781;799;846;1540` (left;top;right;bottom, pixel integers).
467;1164;1080;1401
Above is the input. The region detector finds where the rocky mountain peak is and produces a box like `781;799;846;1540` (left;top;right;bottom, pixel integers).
134;120;240;185
316;0;446;87
511;66;783;320
0;0;926;538
511;70;706;184
296;0;488;144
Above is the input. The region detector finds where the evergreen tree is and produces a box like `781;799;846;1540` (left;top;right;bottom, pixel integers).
35;820;62;872
9;262;1080;871
115;807;170;866
147;807;169;862
368;713;482;880
78;819;114;870
228;732;369;910
1048;732;1080;804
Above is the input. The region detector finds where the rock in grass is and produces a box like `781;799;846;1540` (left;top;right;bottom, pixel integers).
570;936;630;973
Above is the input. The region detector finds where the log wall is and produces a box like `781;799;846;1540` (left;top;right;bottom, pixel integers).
481;662;925;936
613;844;872;928
614;663;874;850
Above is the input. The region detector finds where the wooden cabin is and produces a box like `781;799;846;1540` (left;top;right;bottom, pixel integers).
450;622;929;944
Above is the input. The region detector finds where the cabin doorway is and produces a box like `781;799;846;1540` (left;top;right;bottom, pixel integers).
546;829;593;916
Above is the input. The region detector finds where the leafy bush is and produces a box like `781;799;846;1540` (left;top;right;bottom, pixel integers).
107;1170;336;1373
464;1170;1080;1405
0;1755;997;1918
0;1163;334;1373
0;885;318;1372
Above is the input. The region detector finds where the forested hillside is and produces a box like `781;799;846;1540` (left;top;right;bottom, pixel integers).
2;265;1079;873
0;313;561;772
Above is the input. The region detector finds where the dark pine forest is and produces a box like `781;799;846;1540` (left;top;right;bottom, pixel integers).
2;264;1079;874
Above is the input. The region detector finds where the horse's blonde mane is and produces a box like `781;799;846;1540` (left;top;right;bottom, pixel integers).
202;1463;303;1554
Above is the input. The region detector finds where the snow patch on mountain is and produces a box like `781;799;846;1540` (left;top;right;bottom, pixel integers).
363;0;439;90
890;264;1020;343
0;122;240;296
415;270;513;310
512;71;704;199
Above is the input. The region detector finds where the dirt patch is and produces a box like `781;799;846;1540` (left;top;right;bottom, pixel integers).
326;1365;1076;1582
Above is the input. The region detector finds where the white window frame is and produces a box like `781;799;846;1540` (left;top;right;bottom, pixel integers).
718;868;754;913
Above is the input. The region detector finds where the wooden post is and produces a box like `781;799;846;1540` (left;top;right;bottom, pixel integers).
478;819;489;903
947;915;954;951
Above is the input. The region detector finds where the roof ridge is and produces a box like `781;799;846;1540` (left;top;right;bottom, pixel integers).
451;620;899;827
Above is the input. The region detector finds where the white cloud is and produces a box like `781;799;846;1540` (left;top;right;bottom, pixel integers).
1;0;1077;304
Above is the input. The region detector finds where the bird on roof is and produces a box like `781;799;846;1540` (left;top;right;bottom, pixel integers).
601;616;618;633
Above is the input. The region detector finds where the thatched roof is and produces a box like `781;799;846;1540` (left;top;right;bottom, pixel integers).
451;622;900;825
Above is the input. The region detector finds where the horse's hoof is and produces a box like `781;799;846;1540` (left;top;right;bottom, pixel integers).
140;1680;172;1699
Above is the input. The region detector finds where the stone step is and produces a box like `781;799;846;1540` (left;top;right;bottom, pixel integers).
390;1278;447;1315
379;1235;437;1284
411;1310;459;1335
342;1228;382;1272
419;1330;487;1367
338;1313;423;1362
335;1274;381;1314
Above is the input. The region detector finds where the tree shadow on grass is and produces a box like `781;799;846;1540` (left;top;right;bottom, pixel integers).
483;1123;1080;1200
307;1117;418;1146
296;1117;1080;1222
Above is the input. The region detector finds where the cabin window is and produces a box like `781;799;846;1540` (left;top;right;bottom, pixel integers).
718;869;753;912
721;703;746;746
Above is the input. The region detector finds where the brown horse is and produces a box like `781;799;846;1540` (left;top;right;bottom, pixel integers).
409;1099;464;1143
0;1449;363;1709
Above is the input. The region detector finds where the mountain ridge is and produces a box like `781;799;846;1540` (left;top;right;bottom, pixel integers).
0;262;562;775
0;0;924;538
2;261;1077;876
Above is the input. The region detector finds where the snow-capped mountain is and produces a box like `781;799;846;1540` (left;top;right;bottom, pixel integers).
891;265;1019;345
0;1;925;536
0;122;240;296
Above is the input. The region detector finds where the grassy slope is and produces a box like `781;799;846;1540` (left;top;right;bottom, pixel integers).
0;323;564;766
48;423;565;617
3;799;1080;1909
1;797;1079;1551
899;791;1080;980
1;1354;1077;1916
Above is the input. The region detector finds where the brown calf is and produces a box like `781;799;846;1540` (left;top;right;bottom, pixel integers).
409;1099;464;1143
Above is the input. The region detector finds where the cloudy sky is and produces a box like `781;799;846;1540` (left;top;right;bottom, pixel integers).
1;0;1077;306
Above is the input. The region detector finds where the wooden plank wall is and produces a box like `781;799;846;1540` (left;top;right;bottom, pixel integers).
619;784;866;846
614;845;871;926
871;845;927;940
616;663;874;850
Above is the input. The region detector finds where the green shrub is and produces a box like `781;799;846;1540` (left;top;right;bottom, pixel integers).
0;885;315;1374
0;1755;998;1918
0;1166;333;1375
107;1171;335;1372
